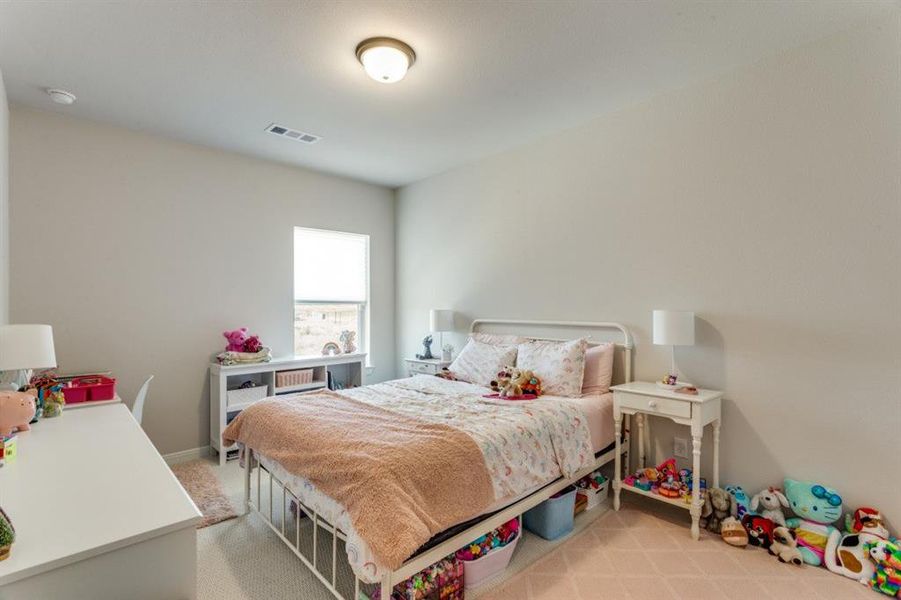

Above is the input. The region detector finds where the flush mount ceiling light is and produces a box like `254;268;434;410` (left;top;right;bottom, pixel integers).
355;37;416;84
46;88;77;105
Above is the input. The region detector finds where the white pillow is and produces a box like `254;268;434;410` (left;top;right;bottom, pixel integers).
517;338;588;397
448;339;518;386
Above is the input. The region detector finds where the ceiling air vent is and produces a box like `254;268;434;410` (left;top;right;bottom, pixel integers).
265;123;321;144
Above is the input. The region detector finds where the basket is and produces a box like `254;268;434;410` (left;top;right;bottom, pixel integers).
63;375;117;403
462;532;519;589
523;486;577;540
276;369;314;388
577;479;609;511
226;385;268;408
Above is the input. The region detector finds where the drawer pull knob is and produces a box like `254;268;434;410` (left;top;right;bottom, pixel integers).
648;400;658;409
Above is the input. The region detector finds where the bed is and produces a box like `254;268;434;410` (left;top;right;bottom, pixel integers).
227;319;633;600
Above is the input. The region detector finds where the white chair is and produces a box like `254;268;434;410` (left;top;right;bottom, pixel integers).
132;375;154;425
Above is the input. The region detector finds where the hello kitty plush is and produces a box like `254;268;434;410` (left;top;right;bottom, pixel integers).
223;328;249;352
784;478;843;566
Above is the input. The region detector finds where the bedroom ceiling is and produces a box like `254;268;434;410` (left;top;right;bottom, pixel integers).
0;1;893;187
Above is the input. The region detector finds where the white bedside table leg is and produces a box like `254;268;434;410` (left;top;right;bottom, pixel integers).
690;424;703;540
637;413;645;469
613;410;622;511
713;419;721;489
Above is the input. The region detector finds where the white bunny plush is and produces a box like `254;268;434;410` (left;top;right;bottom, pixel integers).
750;486;789;527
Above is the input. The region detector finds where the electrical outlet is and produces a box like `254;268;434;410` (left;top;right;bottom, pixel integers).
673;437;688;459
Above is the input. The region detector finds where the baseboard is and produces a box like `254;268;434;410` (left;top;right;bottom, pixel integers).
163;445;211;465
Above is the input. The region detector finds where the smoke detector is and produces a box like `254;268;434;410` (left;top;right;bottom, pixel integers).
265;123;321;144
47;89;77;105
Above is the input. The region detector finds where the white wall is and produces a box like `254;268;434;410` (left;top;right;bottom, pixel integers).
0;70;9;324
9;108;395;455
397;18;901;520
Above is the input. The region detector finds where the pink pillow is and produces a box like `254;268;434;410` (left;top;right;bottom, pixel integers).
582;343;615;394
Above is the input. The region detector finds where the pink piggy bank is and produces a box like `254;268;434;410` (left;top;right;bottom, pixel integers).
0;391;37;438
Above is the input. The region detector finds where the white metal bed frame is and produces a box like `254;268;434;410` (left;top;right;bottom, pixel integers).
241;319;634;600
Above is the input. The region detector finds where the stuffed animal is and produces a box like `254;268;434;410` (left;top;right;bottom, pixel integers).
490;367;518;397
518;370;542;396
769;526;803;565
725;484;752;519
750;487;789;527
700;487;731;534
826;507;895;583
743;514;776;550
784;478;843;566
721;516;749;547
242;335;263;354
864;540;901;597
223;328;249;352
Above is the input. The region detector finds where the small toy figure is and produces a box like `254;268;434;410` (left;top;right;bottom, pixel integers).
41;387;65;418
864;540;901;597
721;516;749;547
784;478;843;566
750;487;789;528
242;335;263;354
743;514;776;550
415;335;434;360
725;484;752;519
223;328;249;352
701;487;732;534
339;330;356;354
769;526;803;565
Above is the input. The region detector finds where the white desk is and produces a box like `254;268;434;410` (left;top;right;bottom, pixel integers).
0;404;201;599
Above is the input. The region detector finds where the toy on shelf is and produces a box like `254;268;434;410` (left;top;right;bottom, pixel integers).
700;488;732;534
784;478;843;566
339;330;356;354
223;328;249;351
826;507;896;583
721;516;749;547
0;391;37;438
864;540;901;598
742;514;776;550
725;484;752;519
769;526;803;565
218;328;272;365
0;507;14;561
750;487;789;528
624;458;706;506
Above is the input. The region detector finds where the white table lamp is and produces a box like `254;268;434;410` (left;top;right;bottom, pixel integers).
429;309;454;360
0;324;58;391
653;310;694;384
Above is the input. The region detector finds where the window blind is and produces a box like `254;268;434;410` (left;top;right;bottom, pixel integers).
293;227;369;302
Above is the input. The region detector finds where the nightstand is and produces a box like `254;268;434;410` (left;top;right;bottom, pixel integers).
404;357;451;377
611;381;723;540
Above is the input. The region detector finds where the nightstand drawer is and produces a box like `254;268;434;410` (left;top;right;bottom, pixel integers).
616;391;691;419
409;362;437;375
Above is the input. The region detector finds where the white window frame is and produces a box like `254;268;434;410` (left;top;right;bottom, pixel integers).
293;227;370;361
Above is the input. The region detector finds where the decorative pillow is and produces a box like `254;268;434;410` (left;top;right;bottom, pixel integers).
448;340;518;386
582;342;615;395
470;332;528;346
516;338;588;397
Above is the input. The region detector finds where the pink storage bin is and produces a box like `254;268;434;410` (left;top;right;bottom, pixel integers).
70;376;117;401
61;382;88;404
462;533;519;589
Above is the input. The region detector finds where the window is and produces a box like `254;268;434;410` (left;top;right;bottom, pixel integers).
293;227;369;357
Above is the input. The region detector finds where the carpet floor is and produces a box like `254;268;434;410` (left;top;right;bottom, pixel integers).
192;458;873;600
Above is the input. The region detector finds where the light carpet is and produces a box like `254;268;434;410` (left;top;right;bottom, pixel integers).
170;459;238;528
196;459;871;599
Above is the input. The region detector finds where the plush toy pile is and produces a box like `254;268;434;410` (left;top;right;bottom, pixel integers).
216;328;272;365
623;458;703;504
488;366;542;399
455;518;520;561
710;478;900;597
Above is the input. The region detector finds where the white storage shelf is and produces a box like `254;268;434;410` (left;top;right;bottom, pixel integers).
210;353;366;466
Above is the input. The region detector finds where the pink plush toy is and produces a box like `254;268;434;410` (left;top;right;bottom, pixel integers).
0;391;37;438
223;328;249;352
242;335;262;354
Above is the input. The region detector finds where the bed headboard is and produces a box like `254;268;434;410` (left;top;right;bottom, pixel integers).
469;319;634;386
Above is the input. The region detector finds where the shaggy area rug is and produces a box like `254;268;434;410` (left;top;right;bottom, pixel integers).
171;459;238;528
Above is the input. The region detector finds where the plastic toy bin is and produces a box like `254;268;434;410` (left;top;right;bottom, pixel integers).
62;376;117;403
523;486;577;540
462;533;519;589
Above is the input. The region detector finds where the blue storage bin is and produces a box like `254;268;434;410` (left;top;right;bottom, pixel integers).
523;486;577;540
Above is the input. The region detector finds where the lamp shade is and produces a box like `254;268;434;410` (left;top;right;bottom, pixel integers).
0;324;58;371
652;311;695;346
429;309;454;333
